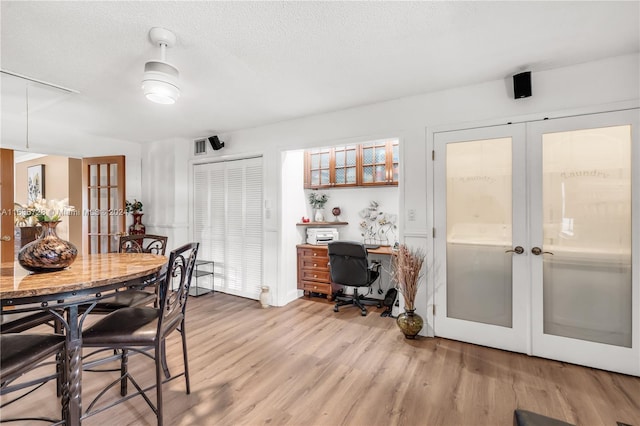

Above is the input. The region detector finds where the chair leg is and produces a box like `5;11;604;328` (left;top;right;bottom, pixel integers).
54;317;64;397
120;349;128;396
352;289;367;316
161;340;170;379
155;343;163;426
180;320;190;394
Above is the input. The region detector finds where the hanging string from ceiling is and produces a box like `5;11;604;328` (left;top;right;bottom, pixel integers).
25;83;29;150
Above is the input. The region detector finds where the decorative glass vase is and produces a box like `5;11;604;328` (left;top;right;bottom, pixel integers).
129;212;146;235
18;221;78;272
396;309;424;339
314;208;325;222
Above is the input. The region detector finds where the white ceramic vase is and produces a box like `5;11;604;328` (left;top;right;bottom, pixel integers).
260;286;270;308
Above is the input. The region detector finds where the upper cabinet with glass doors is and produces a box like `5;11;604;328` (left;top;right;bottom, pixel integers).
304;139;398;189
360;139;399;186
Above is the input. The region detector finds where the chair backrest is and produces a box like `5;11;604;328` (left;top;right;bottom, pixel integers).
327;241;371;287
157;242;199;335
118;234;168;255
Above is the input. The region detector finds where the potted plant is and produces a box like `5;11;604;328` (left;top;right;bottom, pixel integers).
392;244;426;339
125;199;143;214
308;192;329;222
125;199;146;235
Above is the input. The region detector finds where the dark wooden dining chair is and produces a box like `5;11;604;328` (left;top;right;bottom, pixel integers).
0;332;66;423
81;242;199;426
1;311;59;334
81;234;169;315
118;234;168;256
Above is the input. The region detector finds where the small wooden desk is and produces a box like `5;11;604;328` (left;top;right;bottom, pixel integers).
364;245;394;256
0;253;167;426
296;244;393;300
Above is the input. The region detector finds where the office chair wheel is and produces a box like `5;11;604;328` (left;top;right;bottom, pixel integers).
334;306;339;312
360;309;367;316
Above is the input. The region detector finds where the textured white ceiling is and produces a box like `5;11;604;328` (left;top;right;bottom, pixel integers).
1;1;638;145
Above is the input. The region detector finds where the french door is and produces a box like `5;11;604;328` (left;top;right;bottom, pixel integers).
434;109;639;375
82;155;126;254
434;123;529;353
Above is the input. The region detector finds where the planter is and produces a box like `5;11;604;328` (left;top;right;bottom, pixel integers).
129;212;146;235
396;309;424;339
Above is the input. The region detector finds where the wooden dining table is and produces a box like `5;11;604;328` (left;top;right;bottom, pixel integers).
0;253;168;425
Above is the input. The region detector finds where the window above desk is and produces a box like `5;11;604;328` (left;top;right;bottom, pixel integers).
304;138;399;189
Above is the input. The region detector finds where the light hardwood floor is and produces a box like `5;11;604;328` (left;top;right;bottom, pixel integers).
2;293;639;425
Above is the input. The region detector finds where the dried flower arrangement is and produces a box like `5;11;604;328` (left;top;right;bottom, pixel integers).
14;198;75;225
392;244;425;311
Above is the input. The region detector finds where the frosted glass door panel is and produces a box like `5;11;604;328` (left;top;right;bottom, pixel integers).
446;138;513;327
542;125;632;347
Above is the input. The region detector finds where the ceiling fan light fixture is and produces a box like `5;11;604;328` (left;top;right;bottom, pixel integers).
142;60;180;104
142;27;180;105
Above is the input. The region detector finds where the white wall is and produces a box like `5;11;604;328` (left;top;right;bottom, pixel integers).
2;122;144;214
143;54;640;334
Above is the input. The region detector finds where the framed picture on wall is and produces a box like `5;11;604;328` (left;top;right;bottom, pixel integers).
27;164;45;202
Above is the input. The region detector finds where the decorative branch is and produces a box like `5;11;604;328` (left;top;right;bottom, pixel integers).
392;244;425;311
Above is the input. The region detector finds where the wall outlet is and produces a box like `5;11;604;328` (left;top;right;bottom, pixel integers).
407;209;416;221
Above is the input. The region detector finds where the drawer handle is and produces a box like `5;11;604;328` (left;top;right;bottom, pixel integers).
314;286;317;289
313;274;317;278
313;263;317;267
313;253;317;256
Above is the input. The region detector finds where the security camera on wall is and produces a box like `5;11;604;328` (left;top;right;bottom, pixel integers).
208;135;225;150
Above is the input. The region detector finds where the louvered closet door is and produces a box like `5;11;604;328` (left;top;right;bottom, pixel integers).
193;157;263;299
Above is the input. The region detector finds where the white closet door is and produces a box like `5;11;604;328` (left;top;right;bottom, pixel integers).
193;157;263;299
243;160;264;297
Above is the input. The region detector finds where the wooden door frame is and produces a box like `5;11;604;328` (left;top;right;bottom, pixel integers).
0;149;15;262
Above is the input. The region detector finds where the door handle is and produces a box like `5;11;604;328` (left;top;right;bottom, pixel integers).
531;247;554;256
1;235;11;242
505;246;524;254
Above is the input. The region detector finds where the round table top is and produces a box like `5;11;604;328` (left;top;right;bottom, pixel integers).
0;253;167;300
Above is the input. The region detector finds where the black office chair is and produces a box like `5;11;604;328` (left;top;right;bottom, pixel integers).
81;242;199;426
328;241;381;316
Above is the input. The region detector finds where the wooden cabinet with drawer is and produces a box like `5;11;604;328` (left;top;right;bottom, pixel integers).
296;244;334;301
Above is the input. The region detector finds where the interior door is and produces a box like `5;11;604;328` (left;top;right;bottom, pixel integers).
433;123;529;354
82;156;126;254
528;109;639;375
193;157;264;299
434;109;639;375
0;149;15;262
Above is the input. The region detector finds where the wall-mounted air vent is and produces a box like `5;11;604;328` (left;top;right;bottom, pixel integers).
194;139;206;155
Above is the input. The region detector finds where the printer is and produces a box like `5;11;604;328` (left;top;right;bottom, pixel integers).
306;228;339;245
